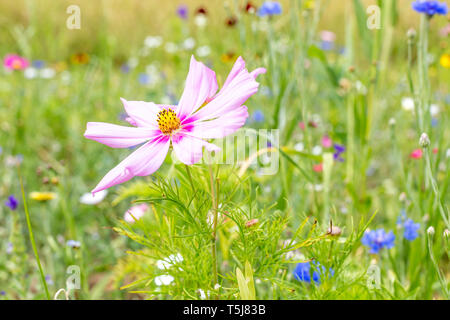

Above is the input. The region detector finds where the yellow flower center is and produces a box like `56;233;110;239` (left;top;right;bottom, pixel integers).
157;108;181;135
12;60;22;69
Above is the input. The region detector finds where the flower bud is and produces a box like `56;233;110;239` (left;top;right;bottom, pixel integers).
444;229;450;238
407;28;417;40
389;118;396;126
327;225;342;237
245;219;259;228
427;226;435;236
419;133;430;148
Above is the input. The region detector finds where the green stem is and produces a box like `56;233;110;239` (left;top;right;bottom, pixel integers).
427;232;449;299
208;160;219;297
184;164;196;192
417;15;430;133
18;167;51;300
346;95;355;184
424;149;450;229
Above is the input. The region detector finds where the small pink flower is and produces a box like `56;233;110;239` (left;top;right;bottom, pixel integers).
85;56;266;193
320;30;336;43
298;122;306;130
308;121;318;128
245;219;259;228
4;54;29;70
432;148;438;154
410;149;423;159
313;163;323;172
440;24;450;37
124;203;148;223
321;135;332;148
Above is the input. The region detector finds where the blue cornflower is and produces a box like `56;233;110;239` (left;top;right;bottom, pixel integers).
32;60;45;69
45;274;54;285
177;5;188;19
293;261;334;284
6;242;13;254
257;1;282;17
66;240;81;249
0;291;5;296
333;144;346;162
5;195;18;210
120;63;130;74
362;229;395;254
412;1;448;16
138;73;150;85
431;118;438;127
320;41;334;51
403;219;420;241
397;212;420;241
252;110;265;123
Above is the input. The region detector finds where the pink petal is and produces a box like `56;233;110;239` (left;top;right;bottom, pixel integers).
190;57;264;122
222;56;266;92
172;133;220;165
91;135;170;194
250;68;266;79
177;56;218;121
120;98;161;129
188;106;249;139
84;122;160;148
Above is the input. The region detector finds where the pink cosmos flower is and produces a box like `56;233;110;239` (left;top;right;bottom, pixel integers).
3;54;29;70
321;135;332;148
85;56;266;194
298;122;306;130
410;149;423;159
124;203;148;223
313;163;323;173
440;24;450;37
320;30;336;43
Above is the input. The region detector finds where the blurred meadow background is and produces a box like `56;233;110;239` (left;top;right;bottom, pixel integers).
0;0;449;300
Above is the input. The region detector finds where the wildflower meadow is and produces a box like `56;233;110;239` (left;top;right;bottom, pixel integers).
0;0;449;304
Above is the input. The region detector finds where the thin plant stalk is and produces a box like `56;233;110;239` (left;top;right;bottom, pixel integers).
417;14;430;133
18;167;51;300
427;232;449;299
185;164;196;192
207;157;219;297
424;148;450;229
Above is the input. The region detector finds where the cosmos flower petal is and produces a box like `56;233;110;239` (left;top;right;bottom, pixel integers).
172;133;220;165
79;190;108;205
91;136;170;194
120;98;162;128
250;67;267;79
177;55;218;120
84;122;160;148
188;106;249;139
191;57;265;122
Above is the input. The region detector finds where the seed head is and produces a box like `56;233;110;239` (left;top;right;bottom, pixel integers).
419;133;430;148
407;28;417;40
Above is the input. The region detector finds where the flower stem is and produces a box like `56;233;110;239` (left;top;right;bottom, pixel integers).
427;232;449;298
424;149;450;229
417;14;430;133
18;167;51;300
184;164;196;192
208;160;219;297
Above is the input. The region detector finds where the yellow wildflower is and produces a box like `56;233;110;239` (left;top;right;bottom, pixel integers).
30;192;57;201
440;54;450;68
